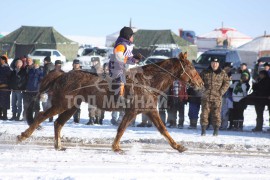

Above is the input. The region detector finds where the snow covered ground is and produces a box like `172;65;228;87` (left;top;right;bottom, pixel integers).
0;104;270;180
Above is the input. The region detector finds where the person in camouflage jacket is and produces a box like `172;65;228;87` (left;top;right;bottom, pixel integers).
200;57;230;136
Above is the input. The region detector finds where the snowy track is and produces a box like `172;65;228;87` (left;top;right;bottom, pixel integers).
1;105;270;179
1;135;270;158
1;137;270;180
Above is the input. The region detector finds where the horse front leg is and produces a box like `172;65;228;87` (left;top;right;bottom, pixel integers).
54;106;78;150
17;106;61;142
112;111;137;152
146;110;187;153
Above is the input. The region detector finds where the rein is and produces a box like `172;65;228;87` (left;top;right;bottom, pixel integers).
146;58;194;85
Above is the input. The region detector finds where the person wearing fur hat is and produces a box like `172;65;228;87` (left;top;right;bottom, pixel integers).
109;26;142;104
199;57;230;136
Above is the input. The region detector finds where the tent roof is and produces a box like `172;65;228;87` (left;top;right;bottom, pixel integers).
198;27;252;39
0;34;3;38
237;35;270;52
0;26;77;44
134;29;191;47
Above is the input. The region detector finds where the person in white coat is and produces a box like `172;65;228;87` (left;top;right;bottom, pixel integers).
231;72;250;131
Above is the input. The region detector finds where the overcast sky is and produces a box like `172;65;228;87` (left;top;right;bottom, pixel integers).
1;0;269;37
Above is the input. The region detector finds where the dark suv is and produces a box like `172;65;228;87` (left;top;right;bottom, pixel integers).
193;49;242;72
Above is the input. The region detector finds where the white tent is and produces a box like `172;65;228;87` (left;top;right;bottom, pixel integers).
237;35;270;57
105;31;119;47
66;35;105;47
197;27;252;52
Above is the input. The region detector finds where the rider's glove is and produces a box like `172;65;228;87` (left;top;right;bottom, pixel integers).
133;53;143;60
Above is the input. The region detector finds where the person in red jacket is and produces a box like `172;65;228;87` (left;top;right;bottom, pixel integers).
167;80;188;128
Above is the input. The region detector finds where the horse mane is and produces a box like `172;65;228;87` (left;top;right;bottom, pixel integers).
39;71;65;93
80;69;99;76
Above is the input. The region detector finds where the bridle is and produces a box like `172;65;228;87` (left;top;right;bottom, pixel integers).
125;57;201;99
142;57;199;86
178;59;200;86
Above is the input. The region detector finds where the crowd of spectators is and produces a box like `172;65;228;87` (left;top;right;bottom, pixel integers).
0;54;270;135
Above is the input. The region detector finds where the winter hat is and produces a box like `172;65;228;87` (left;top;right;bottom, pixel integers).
263;62;270;67
55;60;62;65
119;26;134;40
210;57;220;63
0;55;8;64
73;59;80;64
33;59;40;65
44;56;51;62
241;72;249;78
241;63;247;66
259;70;268;77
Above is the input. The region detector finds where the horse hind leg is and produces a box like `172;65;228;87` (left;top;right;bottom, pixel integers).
112;111;137;152
146;110;187;153
17;106;63;142
54;106;78;151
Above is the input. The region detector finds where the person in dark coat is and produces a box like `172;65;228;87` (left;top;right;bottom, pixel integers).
42;60;64;122
24;60;43;125
9;60;27;120
263;63;270;130
71;59;81;123
187;87;201;129
0;55;11;120
264;62;270;75
252;59;264;82
250;70;270;132
22;57;34;120
43;56;54;76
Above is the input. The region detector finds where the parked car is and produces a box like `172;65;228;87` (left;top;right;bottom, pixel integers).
78;47;111;58
128;56;169;69
193;49;242;72
130;44;181;68
255;56;270;74
77;47;113;70
151;44;181;58
140;56;168;65
28;49;66;65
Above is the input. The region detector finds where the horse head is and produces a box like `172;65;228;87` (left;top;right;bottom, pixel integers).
177;52;204;89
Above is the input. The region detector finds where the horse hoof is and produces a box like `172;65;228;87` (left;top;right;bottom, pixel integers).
112;146;124;154
177;145;188;153
17;135;26;142
55;147;66;151
114;149;125;154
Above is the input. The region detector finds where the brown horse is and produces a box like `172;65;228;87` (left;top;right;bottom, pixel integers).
18;52;203;152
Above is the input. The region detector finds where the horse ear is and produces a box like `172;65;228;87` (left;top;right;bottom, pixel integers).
178;52;188;61
178;52;184;60
184;52;188;60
